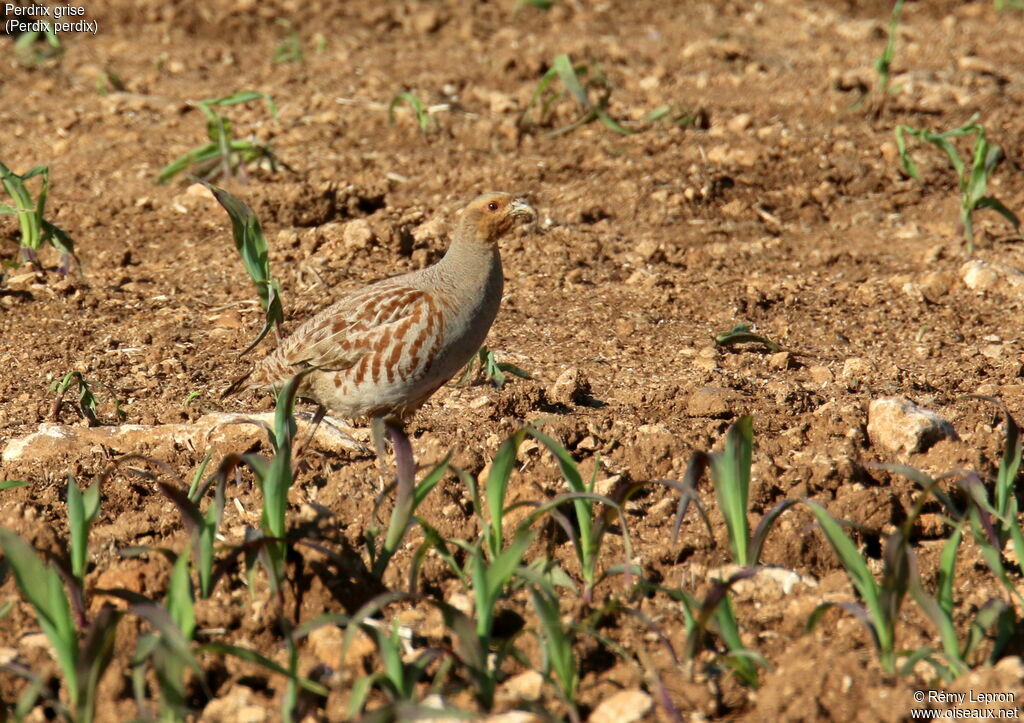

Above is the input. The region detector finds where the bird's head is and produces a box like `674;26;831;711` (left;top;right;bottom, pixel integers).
458;191;535;244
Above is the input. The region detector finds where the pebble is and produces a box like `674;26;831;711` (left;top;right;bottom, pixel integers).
686;386;742;418
547;367;591;406
867;397;958;454
589;689;653;723
342;218;375;250
962;259;1024;297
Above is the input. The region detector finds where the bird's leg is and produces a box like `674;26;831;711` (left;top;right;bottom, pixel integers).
293;404;327;464
370;416;390;483
383;419;416;506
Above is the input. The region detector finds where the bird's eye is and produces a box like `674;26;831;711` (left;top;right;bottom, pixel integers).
487;202;498;211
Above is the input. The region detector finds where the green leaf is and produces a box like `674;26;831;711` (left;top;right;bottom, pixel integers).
710;416;754;566
975;196;1020;230
0;528;79;703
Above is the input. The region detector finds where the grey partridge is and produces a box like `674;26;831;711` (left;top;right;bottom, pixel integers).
225;191;535;425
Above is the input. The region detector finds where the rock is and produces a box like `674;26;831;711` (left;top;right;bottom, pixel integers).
500;670;544;702
842;357;874;380
413;216;447;244
768;351;793;370
547;367;591;406
920;271;954;301
486;713;543;723
5;271;39;290
342;219;375;250
201;685;269;723
807;365;833;384
961;259;1024;297
1;412;366;465
589;689;653;723
185;182;214;199
686;386;742;418
867;397;958;454
728;112;752;133
707;564;818;600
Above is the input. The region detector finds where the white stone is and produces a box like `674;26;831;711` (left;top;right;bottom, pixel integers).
867;397;957;454
589;689;653;723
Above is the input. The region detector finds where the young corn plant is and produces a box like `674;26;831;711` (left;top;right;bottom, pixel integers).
119;452;225;599
528;582;579;711
453;345;532;389
68;477;101;598
643;570;765;688
895;113;1020;254
448;425;647;604
342;613;448;717
0;528;121;722
0;160;78;273
157;91;279;184
874;0;905;101
388;92;438;133
13;27;62;66
203;181;284;354
686;416;795;567
520;54;634;138
50;371;126;426
866;462;1021;678
803;500;918;674
713;324;782;353
908;521;1017;680
272;19;304;64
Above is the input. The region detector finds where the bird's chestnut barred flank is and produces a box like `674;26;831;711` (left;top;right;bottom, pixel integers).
224;191;536;422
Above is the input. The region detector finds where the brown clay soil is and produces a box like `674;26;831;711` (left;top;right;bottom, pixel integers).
3;0;1024;720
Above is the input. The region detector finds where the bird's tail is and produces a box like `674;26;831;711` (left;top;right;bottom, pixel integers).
222;367;255;399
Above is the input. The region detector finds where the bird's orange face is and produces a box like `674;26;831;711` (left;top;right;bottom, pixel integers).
463;192;535;244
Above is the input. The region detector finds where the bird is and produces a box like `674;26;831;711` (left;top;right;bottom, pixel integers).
224;191;536;472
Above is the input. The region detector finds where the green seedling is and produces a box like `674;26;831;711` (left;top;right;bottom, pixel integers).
514;0;557;11
453;345;532;389
682;416;795;567
0;160;78;273
202;181;284;354
366;448;450;580
345;616;445;716
909;522;1017;680
895;113;1020;254
643;105;710;129
804;501;913;674
995;0;1024;8
529;584;579;706
0;528;122;722
521;54;634;138
388;92;437;133
240;373;304;595
714;324;782;353
646;570;766;688
859;462;1020;678
50;371;125;426
120;452;224;599
874;0;905;100
95;68;127;95
157;91;279;184
67;476;101;589
0;480;28;491
13;28;62;66
447;426;645;604
273;19;304;64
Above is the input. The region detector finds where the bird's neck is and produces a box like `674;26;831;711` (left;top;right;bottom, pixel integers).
436;234;500;287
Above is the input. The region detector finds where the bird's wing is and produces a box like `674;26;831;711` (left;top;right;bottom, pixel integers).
264;283;446;384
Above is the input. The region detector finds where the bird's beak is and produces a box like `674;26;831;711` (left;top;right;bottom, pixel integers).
509;198;536;220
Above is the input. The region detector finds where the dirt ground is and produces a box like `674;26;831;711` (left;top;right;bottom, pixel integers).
3;0;1024;720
